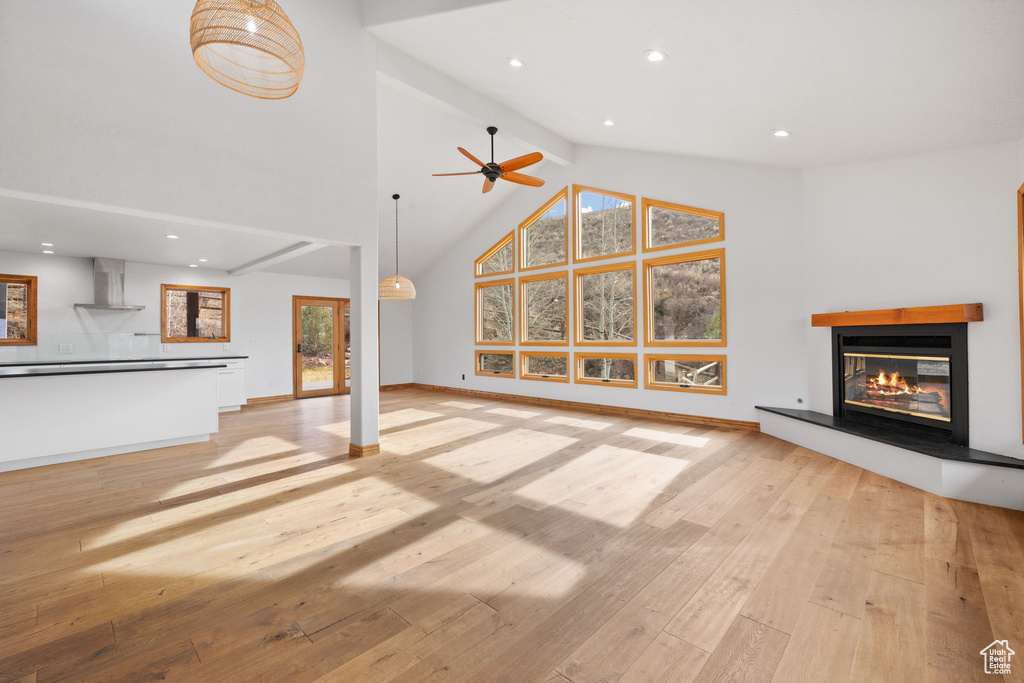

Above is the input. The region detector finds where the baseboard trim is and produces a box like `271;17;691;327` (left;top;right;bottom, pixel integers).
349;442;381;457
246;394;294;407
381;383;416;391
411;383;759;432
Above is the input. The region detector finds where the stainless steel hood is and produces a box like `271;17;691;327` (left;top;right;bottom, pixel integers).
73;258;146;311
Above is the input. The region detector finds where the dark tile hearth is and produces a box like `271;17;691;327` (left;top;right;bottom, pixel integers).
756;406;1024;471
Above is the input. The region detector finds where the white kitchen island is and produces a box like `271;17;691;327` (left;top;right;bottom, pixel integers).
0;362;224;471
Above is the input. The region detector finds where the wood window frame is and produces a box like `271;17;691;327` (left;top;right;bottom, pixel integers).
475;230;515;278
574;352;638;388
573;184;637;264
0;274;38;346
160;284;231;343
642;197;724;253
574;261;638;347
644;354;727;395
643;248;727;348
519;270;569;346
518;186;570;272
475;350;516;378
474;278;515;346
520;351;570;383
1018;181;1024;442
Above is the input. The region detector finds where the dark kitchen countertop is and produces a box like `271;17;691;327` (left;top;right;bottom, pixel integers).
0;355;248;368
0;361;228;379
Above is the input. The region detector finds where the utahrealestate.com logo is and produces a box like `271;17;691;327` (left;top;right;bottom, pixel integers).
981;640;1015;675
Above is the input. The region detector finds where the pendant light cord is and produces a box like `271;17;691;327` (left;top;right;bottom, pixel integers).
393;193;400;276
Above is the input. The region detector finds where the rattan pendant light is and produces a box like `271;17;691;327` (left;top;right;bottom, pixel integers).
379;194;416;300
190;0;304;99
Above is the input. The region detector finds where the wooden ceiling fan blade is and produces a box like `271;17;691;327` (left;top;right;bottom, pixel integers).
501;171;545;187
458;147;488;168
433;172;482;176
482;177;495;194
499;152;543;173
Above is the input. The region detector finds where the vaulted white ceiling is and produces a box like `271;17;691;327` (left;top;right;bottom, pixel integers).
370;0;1024;169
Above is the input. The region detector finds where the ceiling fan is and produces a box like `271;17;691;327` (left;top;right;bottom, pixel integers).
433;126;545;194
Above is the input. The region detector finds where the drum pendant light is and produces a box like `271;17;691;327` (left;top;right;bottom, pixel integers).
190;0;304;99
378;194;416;300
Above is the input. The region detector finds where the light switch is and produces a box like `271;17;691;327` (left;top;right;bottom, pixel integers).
59;343;73;354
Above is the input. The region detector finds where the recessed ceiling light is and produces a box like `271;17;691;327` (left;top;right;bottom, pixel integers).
166;234;179;239
772;129;792;137
604;119;616;127
42;250;54;254
188;264;198;268
198;258;208;262
40;242;53;247
507;58;523;68
644;50;667;62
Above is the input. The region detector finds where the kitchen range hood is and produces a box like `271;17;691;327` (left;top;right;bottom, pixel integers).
73;258;145;311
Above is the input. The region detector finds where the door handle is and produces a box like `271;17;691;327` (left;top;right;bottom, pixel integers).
297;343;302;353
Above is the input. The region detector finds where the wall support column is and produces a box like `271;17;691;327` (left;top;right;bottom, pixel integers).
349;244;380;456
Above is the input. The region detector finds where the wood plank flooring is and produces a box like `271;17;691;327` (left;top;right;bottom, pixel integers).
1;388;1022;682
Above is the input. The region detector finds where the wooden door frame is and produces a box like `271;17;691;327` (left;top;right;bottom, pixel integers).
1018;181;1024;441
293;296;350;399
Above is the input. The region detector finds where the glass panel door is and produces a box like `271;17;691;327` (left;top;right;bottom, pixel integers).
343;301;351;390
293;297;349;398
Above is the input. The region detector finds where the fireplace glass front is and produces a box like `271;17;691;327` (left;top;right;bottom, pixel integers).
843;353;950;423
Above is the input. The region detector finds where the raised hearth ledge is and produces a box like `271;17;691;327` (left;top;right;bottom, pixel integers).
756;407;1024;511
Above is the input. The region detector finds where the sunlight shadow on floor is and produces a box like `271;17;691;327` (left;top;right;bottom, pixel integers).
212;436;301;466
384;417;503;456
439;401;485;410
623;427;710;448
485;407;542;419
424;428;578;484
379;409;445;430
545;415;612;431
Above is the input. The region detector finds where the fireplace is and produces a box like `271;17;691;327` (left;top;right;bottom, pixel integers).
832;323;968;445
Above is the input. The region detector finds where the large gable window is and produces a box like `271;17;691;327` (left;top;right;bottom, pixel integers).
519;187;569;271
475;278;515;345
644;249;725;347
574;185;635;263
475;231;515;277
575;262;636;346
0;274;37;346
162;284;230;343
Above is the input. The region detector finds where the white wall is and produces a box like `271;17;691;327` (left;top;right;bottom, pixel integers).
0;0;378;246
802;141;1023;457
0;250;364;400
380;302;415;385
412;144;807;424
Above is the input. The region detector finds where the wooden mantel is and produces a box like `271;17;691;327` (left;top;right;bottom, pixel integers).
811;303;984;327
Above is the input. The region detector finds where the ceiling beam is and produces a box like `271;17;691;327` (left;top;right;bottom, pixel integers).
360;0;511;27
376;43;574;167
228;242;329;276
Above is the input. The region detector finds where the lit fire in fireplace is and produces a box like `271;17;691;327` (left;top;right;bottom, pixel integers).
867;370;925;396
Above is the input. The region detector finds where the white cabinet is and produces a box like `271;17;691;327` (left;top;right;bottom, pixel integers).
216;360;247;412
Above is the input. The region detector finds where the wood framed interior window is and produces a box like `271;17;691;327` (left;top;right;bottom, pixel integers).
644;354;727;395
476;350;516;378
0;274;37;346
574;262;637;346
573;185;635;263
642;197;724;253
161;284;231;343
520;351;569;383
575;352;638;388
520;270;568;346
643;248;726;347
475;230;515;277
519;186;569;272
475;278;515;345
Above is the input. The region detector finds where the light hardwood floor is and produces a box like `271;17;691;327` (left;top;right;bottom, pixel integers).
1;388;1022;682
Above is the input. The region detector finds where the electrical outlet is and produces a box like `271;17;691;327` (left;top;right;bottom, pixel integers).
59;343;73;354
462;374;465;380
249;339;258;346
162;344;170;352
223;343;230;350
730;399;738;406
268;380;274;388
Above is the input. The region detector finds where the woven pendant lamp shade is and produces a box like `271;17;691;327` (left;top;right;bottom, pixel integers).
379;194;416;300
379;275;416;300
190;0;304;99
